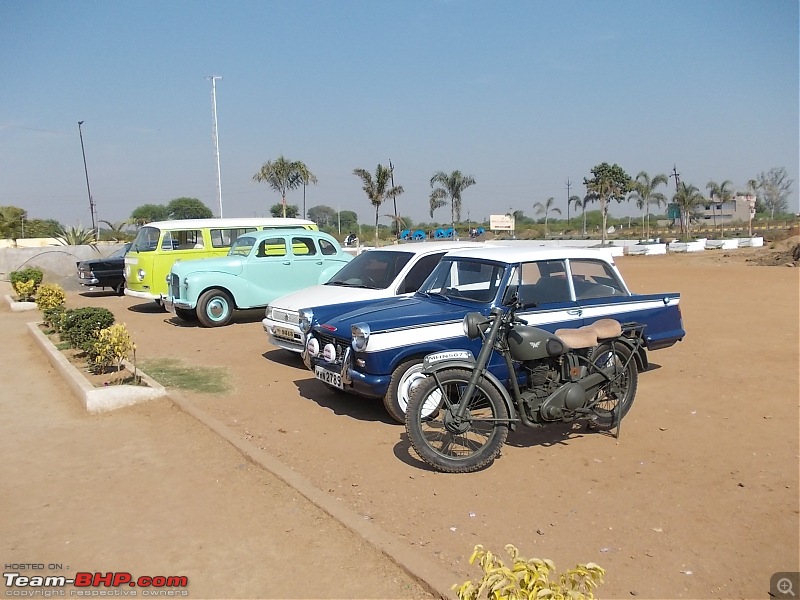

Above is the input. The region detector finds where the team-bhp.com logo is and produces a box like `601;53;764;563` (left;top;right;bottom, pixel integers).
4;571;189;596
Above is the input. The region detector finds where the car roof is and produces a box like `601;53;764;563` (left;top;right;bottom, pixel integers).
239;228;334;240
440;245;616;263
359;241;486;256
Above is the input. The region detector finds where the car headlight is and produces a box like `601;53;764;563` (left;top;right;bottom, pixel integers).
299;309;314;333
137;269;146;282
306;336;320;357
265;306;274;320
351;322;370;352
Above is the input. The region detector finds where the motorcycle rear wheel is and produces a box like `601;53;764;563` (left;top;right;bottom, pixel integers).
588;342;638;428
405;368;509;473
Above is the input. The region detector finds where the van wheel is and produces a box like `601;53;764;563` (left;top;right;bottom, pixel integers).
383;359;426;424
197;289;234;327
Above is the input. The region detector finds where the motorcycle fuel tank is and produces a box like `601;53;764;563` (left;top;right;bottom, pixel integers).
507;325;566;361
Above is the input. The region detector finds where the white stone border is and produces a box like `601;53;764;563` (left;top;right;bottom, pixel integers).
27;322;167;413
5;294;37;311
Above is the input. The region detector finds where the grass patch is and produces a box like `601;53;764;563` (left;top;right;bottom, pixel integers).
55;341;71;350
139;358;230;394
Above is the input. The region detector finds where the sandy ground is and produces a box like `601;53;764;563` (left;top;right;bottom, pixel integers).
2;245;799;599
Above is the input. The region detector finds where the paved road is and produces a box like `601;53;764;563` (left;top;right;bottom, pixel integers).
0;283;437;600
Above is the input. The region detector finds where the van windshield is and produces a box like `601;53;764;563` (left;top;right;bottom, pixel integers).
131;227;161;252
228;236;256;256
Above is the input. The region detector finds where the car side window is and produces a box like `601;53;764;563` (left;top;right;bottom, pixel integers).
291;237;317;256
397;253;444;294
518;260;571;304
319;239;337;256
256;238;287;258
568;259;626;299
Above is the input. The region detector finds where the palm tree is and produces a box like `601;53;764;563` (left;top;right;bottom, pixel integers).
705;179;734;238
353;164;404;246
100;219;131;241
629;171;668;241
673;182;705;240
568;195;582;229
253;156;318;218
532;197;562;237
429;170;476;232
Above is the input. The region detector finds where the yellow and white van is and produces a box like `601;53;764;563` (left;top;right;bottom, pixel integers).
124;218;318;304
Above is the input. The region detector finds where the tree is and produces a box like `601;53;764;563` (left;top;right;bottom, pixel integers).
307;205;337;228
24;219;62;239
353;164;404;246
705;180;734;237
167;197;213;220
0;206;27;239
429;170;476;231
269;203;299;218
629;171;668;241
756;167;794;219
253;156;318;218
532;197;562;237
672;182;705;240
338;210;358;233
583;163;631;243
130;204;170;226
100;219;132;241
568;195;582;229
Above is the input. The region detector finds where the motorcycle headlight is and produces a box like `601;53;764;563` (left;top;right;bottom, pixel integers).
463;312;489;339
299;309;314;333
137;269;146;282
351;322;370;352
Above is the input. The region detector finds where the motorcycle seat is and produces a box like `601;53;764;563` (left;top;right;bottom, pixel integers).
584;318;622;340
554;327;597;350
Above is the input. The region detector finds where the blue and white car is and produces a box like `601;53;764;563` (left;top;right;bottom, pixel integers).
301;246;685;423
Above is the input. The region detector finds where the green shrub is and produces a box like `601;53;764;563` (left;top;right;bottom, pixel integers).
89;323;135;374
36;283;66;311
9;268;43;299
453;544;605;600
61;307;115;353
42;306;67;332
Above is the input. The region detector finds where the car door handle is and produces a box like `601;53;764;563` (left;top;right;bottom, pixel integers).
567;309;582;316
316;260;323;265
282;261;291;265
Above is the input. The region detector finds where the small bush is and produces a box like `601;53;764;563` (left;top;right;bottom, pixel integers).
42;306;67;332
13;279;37;302
453;544;605;600
36;283;66;311
89;323;135;374
9;268;43;299
61;307;115;353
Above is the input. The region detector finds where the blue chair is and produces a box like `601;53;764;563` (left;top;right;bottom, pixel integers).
400;229;411;241
412;230;426;240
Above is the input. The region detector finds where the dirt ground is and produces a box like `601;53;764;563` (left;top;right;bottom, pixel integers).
3;244;799;599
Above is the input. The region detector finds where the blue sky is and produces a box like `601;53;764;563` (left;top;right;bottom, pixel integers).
2;0;798;229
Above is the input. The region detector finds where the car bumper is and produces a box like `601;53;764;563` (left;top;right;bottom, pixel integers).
124;288;160;301
163;297;195;313
304;351;390;399
262;318;304;353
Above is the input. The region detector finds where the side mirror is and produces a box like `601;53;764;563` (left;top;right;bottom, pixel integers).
502;284;519;307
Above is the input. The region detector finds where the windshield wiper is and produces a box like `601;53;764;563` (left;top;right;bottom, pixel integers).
419;290;451;302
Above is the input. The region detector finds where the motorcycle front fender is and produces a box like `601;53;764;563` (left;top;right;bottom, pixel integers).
421;350;517;422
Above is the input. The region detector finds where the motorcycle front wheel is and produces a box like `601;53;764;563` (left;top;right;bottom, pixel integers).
405;368;509;473
588;342;638;428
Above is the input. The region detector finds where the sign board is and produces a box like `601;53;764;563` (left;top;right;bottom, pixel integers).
490;214;515;231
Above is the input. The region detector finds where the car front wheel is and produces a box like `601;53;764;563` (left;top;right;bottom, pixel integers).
383;358;427;424
197;289;234;327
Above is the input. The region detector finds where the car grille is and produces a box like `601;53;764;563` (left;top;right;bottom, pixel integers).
170;274;181;299
315;332;349;365
271;308;299;325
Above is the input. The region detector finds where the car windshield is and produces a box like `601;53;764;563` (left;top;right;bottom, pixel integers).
108;243;132;259
131;227;160;253
228;236;256;256
326;250;413;289
417;258;506;303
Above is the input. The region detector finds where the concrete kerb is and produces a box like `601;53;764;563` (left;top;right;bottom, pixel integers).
5;294;37;312
25;318;459;598
27;322;168;412
166;388;459;600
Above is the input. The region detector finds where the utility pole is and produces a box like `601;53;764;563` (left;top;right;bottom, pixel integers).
77;121;98;238
670;164;682;234
207;76;223;218
566;178;572;225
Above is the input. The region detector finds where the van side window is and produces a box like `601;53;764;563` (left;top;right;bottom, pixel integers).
319;239;337;256
291;237;317;256
210;227;257;248
256;238;287;258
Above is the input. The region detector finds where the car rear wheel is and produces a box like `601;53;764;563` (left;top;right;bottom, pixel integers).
197;289;234;327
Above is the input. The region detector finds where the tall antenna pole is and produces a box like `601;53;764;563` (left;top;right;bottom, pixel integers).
565;178;572;225
77;121;98;237
207;76;223;217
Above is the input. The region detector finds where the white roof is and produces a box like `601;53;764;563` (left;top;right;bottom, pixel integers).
442;245;616;263
140;217;315;229
364;240;486;255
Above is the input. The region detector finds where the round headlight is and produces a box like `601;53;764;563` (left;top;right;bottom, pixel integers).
306;337;320;357
351;322;370;352
137;269;146;282
265;306;274;320
322;343;337;363
299;309;314;333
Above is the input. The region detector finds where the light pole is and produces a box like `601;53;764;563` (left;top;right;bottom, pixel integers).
207;76;223;217
77;121;98;238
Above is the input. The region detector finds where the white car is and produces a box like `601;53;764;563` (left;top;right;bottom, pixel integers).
263;241;485;352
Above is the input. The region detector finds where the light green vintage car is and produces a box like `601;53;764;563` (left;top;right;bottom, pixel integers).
164;228;352;327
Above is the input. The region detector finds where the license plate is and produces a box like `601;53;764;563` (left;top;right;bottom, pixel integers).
274;326;296;341
314;366;342;389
